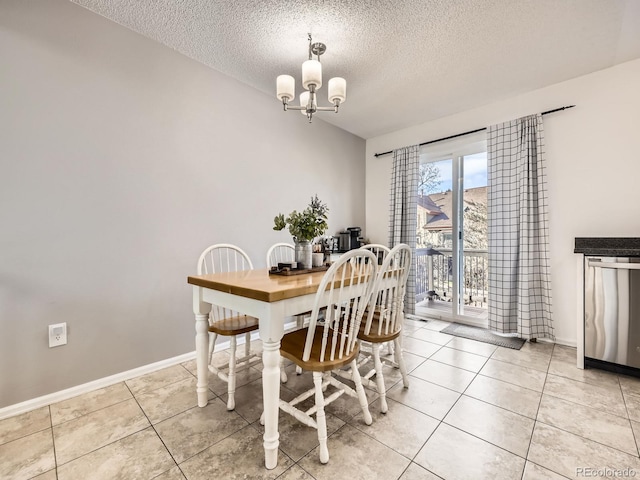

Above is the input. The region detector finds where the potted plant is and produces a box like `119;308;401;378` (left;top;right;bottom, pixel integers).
273;195;329;269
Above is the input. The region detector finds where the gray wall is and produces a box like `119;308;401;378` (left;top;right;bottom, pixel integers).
0;0;365;407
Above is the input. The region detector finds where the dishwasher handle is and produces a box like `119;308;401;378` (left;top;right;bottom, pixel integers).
588;259;640;270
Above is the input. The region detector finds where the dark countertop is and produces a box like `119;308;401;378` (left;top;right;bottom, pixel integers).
574;237;640;256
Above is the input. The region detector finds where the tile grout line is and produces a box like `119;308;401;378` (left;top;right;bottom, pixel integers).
619;376;640;458
541;350;640;461
533;417;640;459
48;404;59;479
412;336;530;478
443;339;551;478
322;421;415;479
520;342;552;480
125;379;189;479
7;327;640;480
521;345;640;477
47;393;156;469
49;394;132;429
137;389;256;471
410;334;472;478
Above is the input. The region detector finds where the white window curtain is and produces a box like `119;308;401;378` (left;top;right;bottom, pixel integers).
487;114;554;340
389;145;419;315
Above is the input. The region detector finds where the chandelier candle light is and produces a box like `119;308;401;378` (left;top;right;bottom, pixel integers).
276;34;346;123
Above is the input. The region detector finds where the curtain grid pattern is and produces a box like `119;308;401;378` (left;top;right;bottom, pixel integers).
389;145;419;315
487;114;554;340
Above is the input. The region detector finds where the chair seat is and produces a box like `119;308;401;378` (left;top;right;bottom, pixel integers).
357;311;401;343
209;315;259;336
280;326;360;372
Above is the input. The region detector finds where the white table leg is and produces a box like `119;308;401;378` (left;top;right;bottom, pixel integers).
195;313;210;407
260;302;284;470
193;287;212;407
261;338;281;469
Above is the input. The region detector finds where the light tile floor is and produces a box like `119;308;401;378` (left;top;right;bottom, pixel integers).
3;318;640;479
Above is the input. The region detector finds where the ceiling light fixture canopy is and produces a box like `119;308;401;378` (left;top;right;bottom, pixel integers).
276;34;346;123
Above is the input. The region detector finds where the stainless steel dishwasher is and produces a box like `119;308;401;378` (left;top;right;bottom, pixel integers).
584;256;640;370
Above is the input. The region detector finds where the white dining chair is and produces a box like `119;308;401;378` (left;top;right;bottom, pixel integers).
274;249;378;464
357;244;412;413
266;242;302;381
197;243;261;411
360;244;394;356
360;243;390;265
266;242;295;268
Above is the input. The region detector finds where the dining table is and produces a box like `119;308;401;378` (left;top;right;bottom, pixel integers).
187;268;333;470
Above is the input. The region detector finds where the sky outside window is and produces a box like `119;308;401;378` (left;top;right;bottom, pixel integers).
429;152;487;192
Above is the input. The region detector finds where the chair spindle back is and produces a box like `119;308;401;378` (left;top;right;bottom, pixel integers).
360;244;390;265
197;244;254;322
304;249;378;363
266;243;295;268
362;244;412;337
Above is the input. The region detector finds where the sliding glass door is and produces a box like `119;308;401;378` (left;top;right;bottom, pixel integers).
415;137;488;327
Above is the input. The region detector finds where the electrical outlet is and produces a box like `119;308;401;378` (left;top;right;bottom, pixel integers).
49;322;67;347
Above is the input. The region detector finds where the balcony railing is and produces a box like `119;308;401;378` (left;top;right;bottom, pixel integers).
415;248;488;307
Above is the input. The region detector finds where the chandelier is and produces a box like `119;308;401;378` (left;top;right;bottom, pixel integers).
276;34;346;123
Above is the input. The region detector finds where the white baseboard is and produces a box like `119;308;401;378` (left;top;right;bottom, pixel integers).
3;334;235;421
1;319;303;420
0;326;279;421
3;318;572;422
0;350;192;420
550;336;577;348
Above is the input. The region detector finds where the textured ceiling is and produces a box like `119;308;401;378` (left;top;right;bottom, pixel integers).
71;0;640;139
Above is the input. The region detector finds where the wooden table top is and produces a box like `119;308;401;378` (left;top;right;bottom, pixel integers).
188;269;330;303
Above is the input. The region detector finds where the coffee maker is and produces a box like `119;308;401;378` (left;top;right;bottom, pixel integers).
338;231;351;252
338;227;363;251
347;227;362;250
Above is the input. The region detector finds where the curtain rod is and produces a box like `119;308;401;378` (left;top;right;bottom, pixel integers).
373;105;575;158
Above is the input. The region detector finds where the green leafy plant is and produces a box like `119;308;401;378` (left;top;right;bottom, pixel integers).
273;195;329;242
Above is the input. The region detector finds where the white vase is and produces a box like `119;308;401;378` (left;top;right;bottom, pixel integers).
294;239;312;269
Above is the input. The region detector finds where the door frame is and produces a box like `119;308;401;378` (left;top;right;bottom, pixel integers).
417;133;487;327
